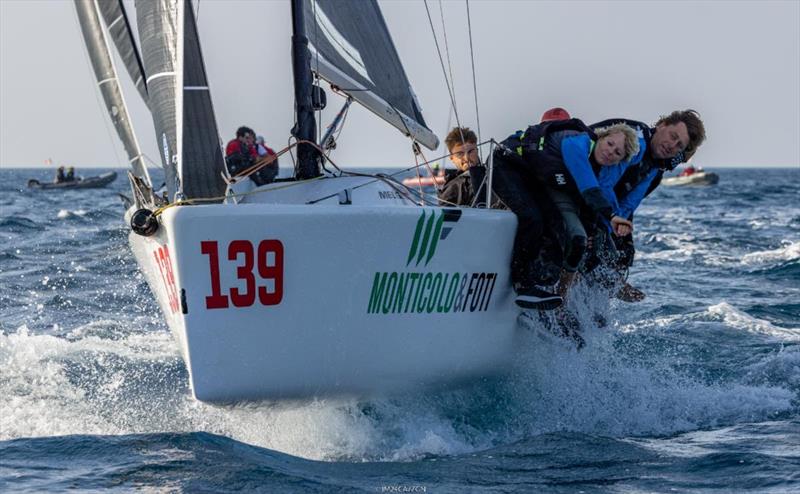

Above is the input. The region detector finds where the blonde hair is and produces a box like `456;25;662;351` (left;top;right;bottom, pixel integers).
594;123;640;162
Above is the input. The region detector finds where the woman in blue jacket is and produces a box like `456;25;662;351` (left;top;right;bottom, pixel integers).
492;120;640;309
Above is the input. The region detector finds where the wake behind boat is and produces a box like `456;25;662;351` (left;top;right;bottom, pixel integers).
76;0;518;402
27;171;117;190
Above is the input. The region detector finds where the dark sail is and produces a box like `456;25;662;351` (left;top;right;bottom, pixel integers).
180;0;226;199
74;0;150;184
302;0;438;150
97;0;149;106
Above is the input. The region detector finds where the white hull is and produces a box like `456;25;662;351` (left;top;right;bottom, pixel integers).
130;176;519;402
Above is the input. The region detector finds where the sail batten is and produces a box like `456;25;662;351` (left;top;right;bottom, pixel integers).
303;0;438;149
74;0;150;184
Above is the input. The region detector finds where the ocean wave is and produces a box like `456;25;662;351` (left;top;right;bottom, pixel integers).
741;240;800;265
706;302;800;340
0;216;44;232
56;209;88;219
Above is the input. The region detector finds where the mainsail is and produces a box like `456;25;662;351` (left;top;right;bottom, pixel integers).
74;0;150;184
302;0;439;150
96;0;149;106
136;0;225;202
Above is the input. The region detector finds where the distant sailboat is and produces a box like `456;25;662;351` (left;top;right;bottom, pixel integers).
76;0;518;402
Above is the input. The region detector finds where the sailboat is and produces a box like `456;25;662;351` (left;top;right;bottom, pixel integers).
75;0;519;402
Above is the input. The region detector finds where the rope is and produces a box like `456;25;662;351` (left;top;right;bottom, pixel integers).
150;174;327;217
423;0;461;130
465;0;483;163
438;0;458;119
226;139;342;186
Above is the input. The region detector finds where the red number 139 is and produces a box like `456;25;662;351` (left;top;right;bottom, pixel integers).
200;240;284;309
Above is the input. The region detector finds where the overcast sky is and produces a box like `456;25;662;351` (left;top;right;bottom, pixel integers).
1;0;798;169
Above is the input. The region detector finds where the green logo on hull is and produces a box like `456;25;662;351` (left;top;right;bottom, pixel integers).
406;210;445;266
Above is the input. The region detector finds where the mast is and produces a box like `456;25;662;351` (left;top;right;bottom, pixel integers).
74;0;151;185
291;0;322;179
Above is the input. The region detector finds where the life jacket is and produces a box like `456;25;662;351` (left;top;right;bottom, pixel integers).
590;118;683;200
225;139;255;177
497;118;597;191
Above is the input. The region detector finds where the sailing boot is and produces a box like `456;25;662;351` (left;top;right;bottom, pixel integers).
514;284;562;310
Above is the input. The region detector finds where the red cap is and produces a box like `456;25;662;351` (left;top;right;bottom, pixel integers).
540;107;571;123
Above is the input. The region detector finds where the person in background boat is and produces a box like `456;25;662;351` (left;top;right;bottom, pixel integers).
438;126;489;207
588;110;707;301
679;164;697;177
55;166;66;184
255;135;279;184
65;167;76;182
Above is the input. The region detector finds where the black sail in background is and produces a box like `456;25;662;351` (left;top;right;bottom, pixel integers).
74;0;150;184
180;0;226;200
136;0;178;200
302;0;438;150
97;0;149;106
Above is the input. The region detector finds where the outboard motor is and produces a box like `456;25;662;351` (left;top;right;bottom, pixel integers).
130;208;159;236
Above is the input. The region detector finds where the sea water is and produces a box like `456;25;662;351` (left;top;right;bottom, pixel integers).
1;167;798;492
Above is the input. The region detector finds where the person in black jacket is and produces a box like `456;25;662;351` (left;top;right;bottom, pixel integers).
587;110;707;301
438;127;490;207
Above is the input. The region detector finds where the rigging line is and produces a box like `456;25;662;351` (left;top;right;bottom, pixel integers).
387;98;439;197
438;0;458;122
465;0;483;163
423;0;461;129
